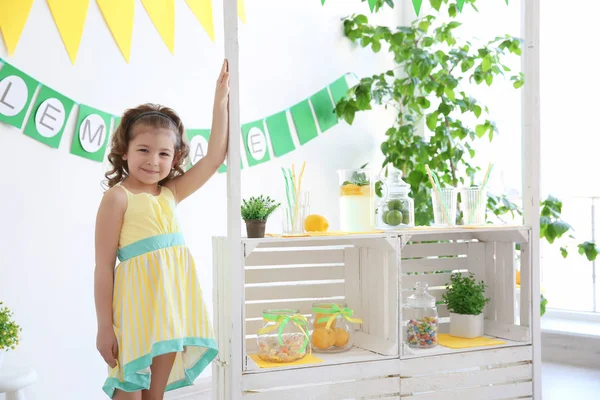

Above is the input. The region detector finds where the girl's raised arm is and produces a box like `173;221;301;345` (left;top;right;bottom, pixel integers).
168;59;230;203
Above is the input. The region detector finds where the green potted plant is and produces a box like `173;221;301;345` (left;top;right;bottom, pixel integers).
443;273;490;338
0;302;22;367
241;195;280;238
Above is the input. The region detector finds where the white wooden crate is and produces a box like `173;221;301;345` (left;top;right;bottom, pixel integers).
242;234;400;366
213;227;536;400
399;346;533;399
400;227;532;359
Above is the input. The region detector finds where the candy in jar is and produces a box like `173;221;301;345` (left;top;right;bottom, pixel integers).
256;309;310;363
404;282;438;349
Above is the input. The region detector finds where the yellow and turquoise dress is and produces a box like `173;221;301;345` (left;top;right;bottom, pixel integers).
102;185;217;398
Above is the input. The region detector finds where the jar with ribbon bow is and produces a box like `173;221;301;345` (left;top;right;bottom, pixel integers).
257;309;311;363
309;303;362;353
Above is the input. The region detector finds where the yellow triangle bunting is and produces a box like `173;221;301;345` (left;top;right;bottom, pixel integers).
0;0;34;55
185;0;214;42
141;0;175;54
97;0;134;63
47;0;90;64
238;0;246;23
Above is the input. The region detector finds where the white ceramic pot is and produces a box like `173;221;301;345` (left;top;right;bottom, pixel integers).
449;312;484;338
0;350;5;369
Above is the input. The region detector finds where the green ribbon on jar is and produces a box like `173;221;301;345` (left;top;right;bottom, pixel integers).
258;311;311;353
313;304;363;330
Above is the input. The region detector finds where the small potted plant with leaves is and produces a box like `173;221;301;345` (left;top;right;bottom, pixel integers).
443;273;490;338
241;195;280;238
0;302;22;368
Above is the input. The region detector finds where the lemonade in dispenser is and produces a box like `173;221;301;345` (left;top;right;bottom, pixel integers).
337;168;374;232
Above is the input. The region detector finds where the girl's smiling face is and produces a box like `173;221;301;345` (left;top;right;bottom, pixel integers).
122;125;178;185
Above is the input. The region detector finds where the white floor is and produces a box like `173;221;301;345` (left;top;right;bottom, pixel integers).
542;362;600;400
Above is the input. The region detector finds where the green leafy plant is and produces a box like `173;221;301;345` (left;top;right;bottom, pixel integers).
241;196;280;221
540;294;547;317
540;196;572;244
334;0;598;315
335;1;597;269
337;0;523;225
578;242;600;262
538;195;599;262
443;273;490;315
0;302;21;351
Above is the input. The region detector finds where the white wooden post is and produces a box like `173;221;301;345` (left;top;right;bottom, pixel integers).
522;0;542;398
223;0;243;398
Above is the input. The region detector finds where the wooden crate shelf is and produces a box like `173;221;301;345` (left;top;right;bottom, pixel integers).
213;226;535;399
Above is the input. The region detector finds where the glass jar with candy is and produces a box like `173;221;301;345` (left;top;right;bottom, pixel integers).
404;282;438;349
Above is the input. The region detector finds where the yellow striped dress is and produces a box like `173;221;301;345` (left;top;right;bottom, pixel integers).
102;185;217;398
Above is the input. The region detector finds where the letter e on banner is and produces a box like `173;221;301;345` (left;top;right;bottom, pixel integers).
247;126;266;161
36;98;65;138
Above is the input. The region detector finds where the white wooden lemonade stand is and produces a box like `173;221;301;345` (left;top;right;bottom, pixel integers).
213;0;542;398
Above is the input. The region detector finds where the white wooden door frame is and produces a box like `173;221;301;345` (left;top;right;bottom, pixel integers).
522;0;541;398
223;0;243;399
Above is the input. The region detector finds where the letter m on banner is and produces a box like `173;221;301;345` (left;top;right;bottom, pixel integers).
70;104;113;162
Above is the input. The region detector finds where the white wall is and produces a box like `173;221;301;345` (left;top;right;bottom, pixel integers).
0;1;397;399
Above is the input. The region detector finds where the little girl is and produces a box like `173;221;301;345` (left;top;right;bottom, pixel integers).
94;60;229;399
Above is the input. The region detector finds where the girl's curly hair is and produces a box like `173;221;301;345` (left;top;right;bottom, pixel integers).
104;103;190;189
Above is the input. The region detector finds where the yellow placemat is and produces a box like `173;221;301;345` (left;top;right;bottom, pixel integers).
438;334;505;349
248;353;324;369
266;230;384;238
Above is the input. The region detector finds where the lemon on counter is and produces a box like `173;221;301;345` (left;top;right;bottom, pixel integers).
304;214;329;232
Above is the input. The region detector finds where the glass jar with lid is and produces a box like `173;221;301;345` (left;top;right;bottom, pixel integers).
256;309;310;363
375;167;415;229
404;282;438;349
